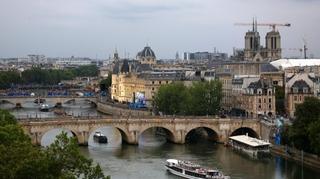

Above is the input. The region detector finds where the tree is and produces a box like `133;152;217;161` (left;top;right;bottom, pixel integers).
289;97;320;154
154;82;189;115
154;80;222;116
44;132;109;179
0;109;110;179
275;86;285;115
100;72;112;91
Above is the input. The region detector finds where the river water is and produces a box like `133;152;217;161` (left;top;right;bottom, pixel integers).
80;142;319;179
1;102;319;179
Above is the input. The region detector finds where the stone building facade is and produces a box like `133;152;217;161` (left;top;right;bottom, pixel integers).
240;79;276;117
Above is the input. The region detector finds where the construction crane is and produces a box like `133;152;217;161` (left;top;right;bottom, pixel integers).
235;22;291;31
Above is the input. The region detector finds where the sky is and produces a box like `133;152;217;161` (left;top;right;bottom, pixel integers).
0;0;319;59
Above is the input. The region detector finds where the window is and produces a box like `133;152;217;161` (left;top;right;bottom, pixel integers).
293;87;298;93
299;96;302;101
152;87;154;91
166;81;169;84
159;81;162;84
258;98;261;103
264;99;266;103
152;81;154;84
269;104;272;109
303;87;309;93
258;105;261;109
268;90;272;95
269;98;272;103
294;96;297;101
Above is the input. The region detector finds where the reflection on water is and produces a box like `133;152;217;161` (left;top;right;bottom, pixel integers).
139;128;167;147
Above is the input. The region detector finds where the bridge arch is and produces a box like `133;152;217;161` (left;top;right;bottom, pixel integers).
230;127;259;138
88;125;129;145
0;99;15;105
139;126;175;144
40;127;79;147
185;126;220;143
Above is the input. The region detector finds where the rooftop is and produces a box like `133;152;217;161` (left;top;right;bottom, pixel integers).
271;59;320;70
229;135;270;147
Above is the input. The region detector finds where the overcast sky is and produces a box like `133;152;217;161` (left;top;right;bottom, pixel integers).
0;0;319;59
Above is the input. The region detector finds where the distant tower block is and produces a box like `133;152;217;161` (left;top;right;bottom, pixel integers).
265;31;281;60
175;51;180;60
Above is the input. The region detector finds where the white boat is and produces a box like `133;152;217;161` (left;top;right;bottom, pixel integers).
165;159;230;179
229;135;270;158
39;103;50;112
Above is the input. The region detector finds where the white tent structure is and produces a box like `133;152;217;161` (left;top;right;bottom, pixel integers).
270;59;320;70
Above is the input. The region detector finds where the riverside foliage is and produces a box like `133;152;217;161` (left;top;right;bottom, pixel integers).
282;97;320;155
154;80;222;116
0;109;110;179
0;65;98;88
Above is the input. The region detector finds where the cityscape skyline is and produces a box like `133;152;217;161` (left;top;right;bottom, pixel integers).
0;0;319;59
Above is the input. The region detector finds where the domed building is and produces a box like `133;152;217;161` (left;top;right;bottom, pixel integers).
137;46;157;65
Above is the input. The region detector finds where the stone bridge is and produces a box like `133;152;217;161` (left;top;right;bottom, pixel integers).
0;96;97;107
19;116;270;146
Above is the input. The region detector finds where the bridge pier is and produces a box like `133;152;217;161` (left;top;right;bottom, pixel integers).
126;131;139;145
77;131;90;146
173;130;186;144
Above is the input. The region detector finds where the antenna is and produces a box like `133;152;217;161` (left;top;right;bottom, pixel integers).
302;38;308;59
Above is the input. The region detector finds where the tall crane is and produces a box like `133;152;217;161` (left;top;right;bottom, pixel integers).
235;22;291;31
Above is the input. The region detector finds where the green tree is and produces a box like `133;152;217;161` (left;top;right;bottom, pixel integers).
154;80;222;116
154;82;189;115
100;72;112;91
0;109;110;179
44;132;109;179
275;86;285;115
289;97;320;154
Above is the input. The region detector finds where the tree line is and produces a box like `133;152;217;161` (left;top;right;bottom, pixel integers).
281;97;320;155
0;65;98;89
0;109;110;179
154;80;222;116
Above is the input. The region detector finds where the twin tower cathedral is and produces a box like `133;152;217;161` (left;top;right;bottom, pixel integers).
244;21;281;62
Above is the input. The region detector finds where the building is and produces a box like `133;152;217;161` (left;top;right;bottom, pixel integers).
136;46;157;65
241;79;276;117
183;51;228;61
55;56;92;68
216;72;233;111
243;21;282;62
285;72;316;118
111;46;187;107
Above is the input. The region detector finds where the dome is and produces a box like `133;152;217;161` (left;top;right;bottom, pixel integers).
137;46;156;58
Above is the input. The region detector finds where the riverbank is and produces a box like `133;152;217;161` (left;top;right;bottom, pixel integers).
271;145;320;170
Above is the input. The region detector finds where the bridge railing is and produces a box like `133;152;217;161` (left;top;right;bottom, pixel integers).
17;114;259;122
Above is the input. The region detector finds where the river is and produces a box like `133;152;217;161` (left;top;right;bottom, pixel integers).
1;102;319;179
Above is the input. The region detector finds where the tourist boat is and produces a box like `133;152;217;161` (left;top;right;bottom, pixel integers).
165;159;230;179
93;131;108;143
39;103;50;112
229;134;270;158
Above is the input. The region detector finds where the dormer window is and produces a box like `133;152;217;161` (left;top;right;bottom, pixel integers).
293;87;298;93
303;87;309;93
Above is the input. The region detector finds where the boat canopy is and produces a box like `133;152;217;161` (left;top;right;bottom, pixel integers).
229;135;270;147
